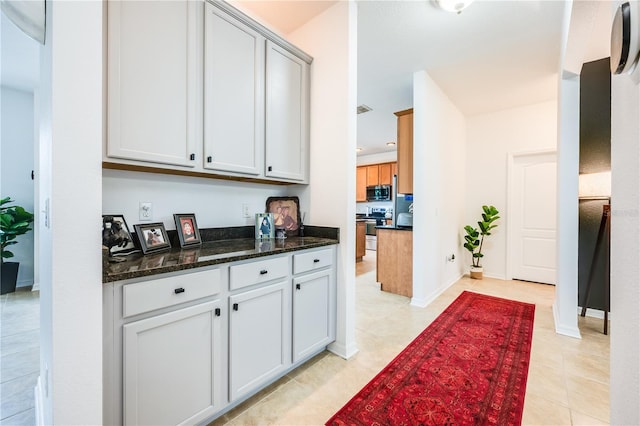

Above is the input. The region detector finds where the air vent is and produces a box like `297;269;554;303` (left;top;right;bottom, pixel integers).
357;104;372;114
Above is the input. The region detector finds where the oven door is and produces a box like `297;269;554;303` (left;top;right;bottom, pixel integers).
365;221;377;236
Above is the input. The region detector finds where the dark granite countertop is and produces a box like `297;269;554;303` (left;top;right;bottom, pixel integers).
376;225;413;231
103;225;339;283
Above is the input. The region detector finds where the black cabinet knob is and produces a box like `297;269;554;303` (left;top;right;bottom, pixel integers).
207;156;212;163
313;259;320;263
268;166;273;172
233;303;239;311
259;269;268;275
174;287;185;294
190;153;195;161
296;284;301;290
215;308;221;317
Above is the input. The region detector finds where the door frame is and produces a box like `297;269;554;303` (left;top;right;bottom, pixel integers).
506;149;557;282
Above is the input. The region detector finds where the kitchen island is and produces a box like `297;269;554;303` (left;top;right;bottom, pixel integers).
376;225;412;297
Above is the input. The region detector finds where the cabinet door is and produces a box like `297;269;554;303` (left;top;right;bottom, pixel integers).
356;222;366;261
366;165;379;186
293;270;335;363
229;281;289;401
356;167;367;202
265;41;309;182
379;163;392;185
204;4;263;175
396;110;414;194
123;301;222;426
107;0;199;167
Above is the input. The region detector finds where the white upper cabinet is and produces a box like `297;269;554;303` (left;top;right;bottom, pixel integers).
265;41;309;182
203;4;264;176
107;0;201;167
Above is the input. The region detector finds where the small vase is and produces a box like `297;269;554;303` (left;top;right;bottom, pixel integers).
470;266;483;280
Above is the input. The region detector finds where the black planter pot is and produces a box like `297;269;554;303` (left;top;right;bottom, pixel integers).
1;262;19;295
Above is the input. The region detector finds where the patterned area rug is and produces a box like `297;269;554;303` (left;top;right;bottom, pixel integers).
327;291;535;426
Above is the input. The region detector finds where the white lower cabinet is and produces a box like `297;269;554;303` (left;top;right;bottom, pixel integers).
228;280;289;401
292;270;334;363
123;301;223;426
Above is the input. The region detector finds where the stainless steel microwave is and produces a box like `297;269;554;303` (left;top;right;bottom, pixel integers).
366;185;391;201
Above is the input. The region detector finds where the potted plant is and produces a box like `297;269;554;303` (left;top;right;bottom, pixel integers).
463;205;500;279
1;197;35;294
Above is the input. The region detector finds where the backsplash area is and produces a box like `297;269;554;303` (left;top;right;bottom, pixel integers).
102;169;289;231
356;201;393;215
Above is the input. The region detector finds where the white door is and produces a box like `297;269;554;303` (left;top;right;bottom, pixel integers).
293;270;332;363
510;152;557;284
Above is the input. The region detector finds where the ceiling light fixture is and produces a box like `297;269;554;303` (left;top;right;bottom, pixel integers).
357;105;372;114
386;141;396;146
356;147;363;152
435;0;474;14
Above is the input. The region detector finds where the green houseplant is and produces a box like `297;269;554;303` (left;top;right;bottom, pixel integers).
1;197;35;294
463;205;500;279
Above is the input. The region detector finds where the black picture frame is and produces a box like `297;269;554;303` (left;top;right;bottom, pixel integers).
266;196;302;236
134;222;171;254
102;215;139;256
173;213;202;247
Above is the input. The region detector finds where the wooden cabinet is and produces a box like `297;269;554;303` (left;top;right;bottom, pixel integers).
356;162;397;202
106;0;312;184
366;165;379;186
356;167;367;202
204;5;263;176
107;0;200;167
395;108;413;194
265;41;309;182
123;301;222;425
356;221;366;261
229;280;289;401
377;228;413;297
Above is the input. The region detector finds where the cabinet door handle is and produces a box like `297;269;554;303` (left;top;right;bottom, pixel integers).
313;259;320;263
215;308;221;317
259;269;268;275
190;153;195;161
207;156;212;163
174;287;185;294
296;283;301;290
267;166;273;172
233;303;239;311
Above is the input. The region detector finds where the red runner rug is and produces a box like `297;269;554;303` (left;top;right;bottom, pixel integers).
327;291;535;426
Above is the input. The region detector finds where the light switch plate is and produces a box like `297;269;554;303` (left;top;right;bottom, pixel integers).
139;202;152;221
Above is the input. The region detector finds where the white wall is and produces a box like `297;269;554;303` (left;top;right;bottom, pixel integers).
412;71;466;307
1;86;35;287
287;1;358;358
610;46;640;424
103;170;288;230
38;1;103;423
465;100;557;279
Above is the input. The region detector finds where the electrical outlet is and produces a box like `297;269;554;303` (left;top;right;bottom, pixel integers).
242;203;250;218
139;202;153;221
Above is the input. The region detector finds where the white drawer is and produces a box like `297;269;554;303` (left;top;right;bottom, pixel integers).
230;256;289;291
293;248;333;275
123;268;222;318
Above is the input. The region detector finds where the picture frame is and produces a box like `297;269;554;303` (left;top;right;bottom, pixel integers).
265;196;301;236
134;222;171;254
102;215;139;256
255;213;275;240
173;213;202;247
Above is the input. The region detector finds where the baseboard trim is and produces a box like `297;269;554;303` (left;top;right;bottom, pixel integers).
35;376;44;426
327;341;359;360
411;274;462;308
553;302;582;339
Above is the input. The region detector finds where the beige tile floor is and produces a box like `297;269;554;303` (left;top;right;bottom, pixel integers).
211;250;610;425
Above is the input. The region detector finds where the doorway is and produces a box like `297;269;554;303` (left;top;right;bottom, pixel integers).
508;150;557;285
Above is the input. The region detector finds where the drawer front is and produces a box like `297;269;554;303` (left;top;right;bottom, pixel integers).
123;268;222;318
293;248;333;275
230;256;289;291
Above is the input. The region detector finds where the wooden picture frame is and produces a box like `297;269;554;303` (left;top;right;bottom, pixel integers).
134;222;171;254
265;196;301;236
173;213;202;247
102;215;139;256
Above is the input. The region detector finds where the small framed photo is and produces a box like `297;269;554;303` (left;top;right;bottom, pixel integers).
255;213;275;240
173;214;202;247
102;215;139;256
266;196;301;236
134;222;171;254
